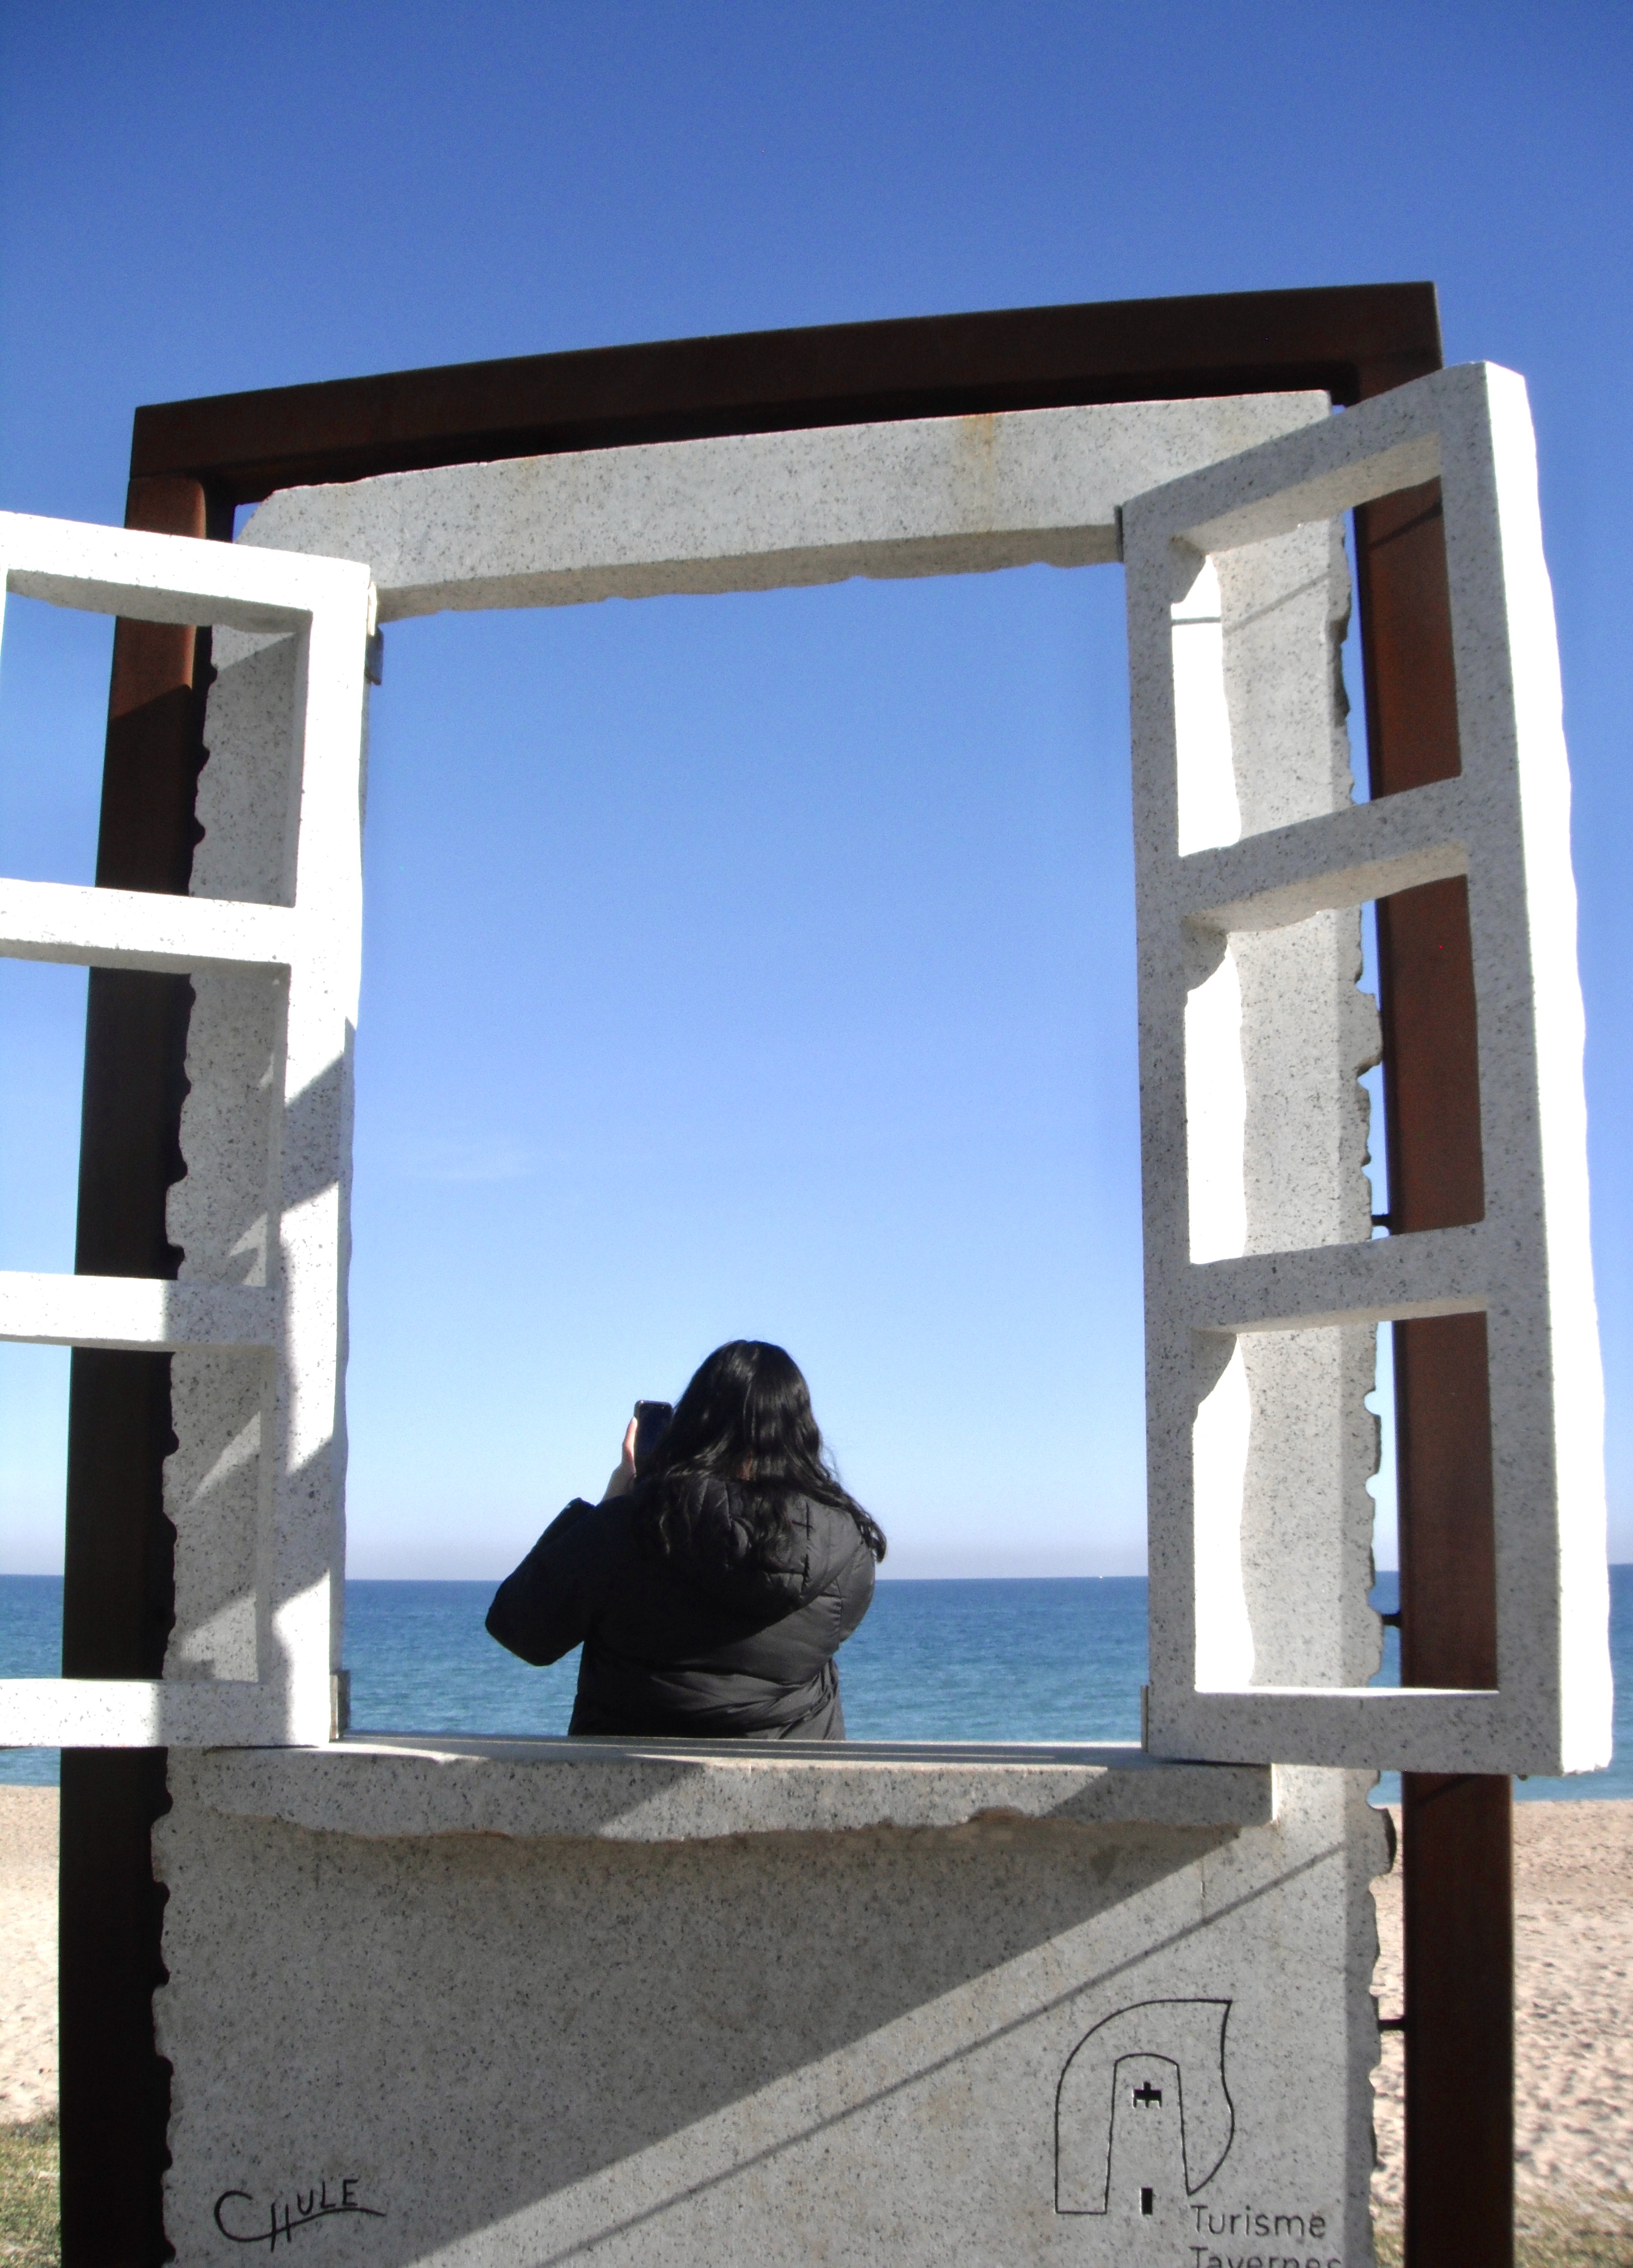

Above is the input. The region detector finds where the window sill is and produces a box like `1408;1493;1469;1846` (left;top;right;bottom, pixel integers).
181;1732;1275;1843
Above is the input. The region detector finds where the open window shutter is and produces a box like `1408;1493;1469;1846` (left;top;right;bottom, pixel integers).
1124;365;1611;1775
0;511;371;1749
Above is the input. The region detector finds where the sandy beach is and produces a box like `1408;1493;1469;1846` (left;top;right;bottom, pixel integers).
1371;1796;1633;2239
4;1787;1630;2228
0;1791;57;2127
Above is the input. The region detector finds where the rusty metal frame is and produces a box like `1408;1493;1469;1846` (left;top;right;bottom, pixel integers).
57;283;1507;2267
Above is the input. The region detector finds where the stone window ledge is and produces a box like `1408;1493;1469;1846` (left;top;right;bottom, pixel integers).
181;1733;1275;1843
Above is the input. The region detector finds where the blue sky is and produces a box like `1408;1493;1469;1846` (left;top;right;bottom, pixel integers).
1;1;1628;1579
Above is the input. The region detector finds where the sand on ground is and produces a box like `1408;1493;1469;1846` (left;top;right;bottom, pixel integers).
1372;1797;1633;2226
4;1786;1631;2219
0;1788;57;2125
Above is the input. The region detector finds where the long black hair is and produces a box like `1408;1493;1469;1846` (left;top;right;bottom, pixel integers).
638;1340;886;1566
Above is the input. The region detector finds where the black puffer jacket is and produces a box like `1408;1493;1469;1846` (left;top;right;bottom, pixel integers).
485;1476;877;1739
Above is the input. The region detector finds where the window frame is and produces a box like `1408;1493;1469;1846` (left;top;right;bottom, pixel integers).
1125;363;1609;1775
0;507;372;1746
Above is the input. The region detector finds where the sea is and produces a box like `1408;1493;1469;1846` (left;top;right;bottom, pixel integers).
3;1566;1630;1802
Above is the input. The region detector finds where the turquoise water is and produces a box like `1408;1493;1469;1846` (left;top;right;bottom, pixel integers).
3;1566;1628;1797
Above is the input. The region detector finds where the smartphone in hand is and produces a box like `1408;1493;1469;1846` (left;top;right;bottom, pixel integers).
633;1399;674;1473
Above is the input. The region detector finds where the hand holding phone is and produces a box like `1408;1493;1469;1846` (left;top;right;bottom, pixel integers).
598;1400;674;1502
599;1417;638;1503
633;1399;674;1472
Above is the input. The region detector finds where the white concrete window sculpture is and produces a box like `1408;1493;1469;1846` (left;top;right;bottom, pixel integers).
1127;364;1611;1776
0;511;373;1748
0;365;1610;1784
3;362;1614;2268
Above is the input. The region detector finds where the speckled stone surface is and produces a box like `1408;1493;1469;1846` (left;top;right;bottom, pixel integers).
156;1757;1387;2268
1128;363;1611;1775
240;396;1330;617
1135;496;1385;1767
155;582;369;1747
0;511;370;1752
187;1736;1275;1840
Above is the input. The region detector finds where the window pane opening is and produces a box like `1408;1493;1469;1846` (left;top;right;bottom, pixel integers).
1339;560;1406;1748
1167;518;1369;860
1360;890;1402;1746
0;594;111;888
0;955;81;1780
1191;1319;1384;1697
1;958;86;1278
1348;481;1463;798
1165;493;1459;865
342;565;1153;1742
1;1340;70;1785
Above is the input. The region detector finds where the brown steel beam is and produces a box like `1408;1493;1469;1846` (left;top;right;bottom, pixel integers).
60;473;218;2268
57;1751;174;2268
1354;450;1514;2262
67;286;1464;2264
128;281;1440;502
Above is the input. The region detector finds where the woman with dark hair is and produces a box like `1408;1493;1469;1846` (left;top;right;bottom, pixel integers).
486;1342;885;1740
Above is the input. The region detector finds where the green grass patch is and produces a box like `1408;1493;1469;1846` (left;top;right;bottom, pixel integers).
0;2119;58;2268
1375;2192;1633;2266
